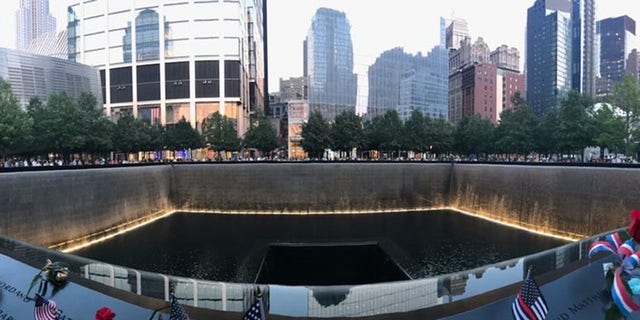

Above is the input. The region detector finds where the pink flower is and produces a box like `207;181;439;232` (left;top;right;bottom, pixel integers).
629;210;640;242
96;307;115;320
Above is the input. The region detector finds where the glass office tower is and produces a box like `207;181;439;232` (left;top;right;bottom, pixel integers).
526;0;573;116
305;8;357;120
16;0;57;50
571;0;596;97
596;15;636;96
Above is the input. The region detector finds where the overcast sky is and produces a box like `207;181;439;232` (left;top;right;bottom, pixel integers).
1;0;640;107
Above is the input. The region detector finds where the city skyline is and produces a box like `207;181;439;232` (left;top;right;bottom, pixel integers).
1;1;640;112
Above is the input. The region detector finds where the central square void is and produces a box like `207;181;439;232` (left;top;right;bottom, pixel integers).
255;242;411;286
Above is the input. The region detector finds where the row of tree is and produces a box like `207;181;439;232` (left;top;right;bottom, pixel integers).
0;79;280;160
300;86;635;160
2;72;640;161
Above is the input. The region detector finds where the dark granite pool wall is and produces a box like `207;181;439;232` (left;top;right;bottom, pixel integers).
2;163;638;247
169;163;452;212
0;166;172;247
449;164;640;239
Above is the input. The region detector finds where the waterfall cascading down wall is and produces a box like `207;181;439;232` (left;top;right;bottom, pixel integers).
169;163;451;212
448;164;637;239
0;166;172;248
0;163;637;248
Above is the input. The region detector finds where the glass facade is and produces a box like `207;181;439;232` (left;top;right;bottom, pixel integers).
571;0;596;97
67;0;266;134
0;47;101;108
368;46;449;121
596;16;636;96
306;8;357;120
367;48;412;118
526;0;573;116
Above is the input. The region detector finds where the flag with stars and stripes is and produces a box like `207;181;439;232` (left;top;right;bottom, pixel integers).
512;271;548;320
243;297;266;320
34;294;59;320
169;293;189;320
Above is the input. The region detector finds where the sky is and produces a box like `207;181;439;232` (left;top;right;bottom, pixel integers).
1;0;640;112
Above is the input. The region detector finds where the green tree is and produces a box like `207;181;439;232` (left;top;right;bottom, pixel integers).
592;104;626;159
0;79;32;158
330;110;364;155
453;114;495;158
202;112;241;156
243;111;280;156
301;110;330;159
363;110;403;159
427;118;454;159
557;91;596;161
495;98;538;156
30;92;87;158
535;109;560;157
163;117;203;151
401;110;428;154
112;113;155;153
380;110;404;158
612;74;640;154
77;92;112;154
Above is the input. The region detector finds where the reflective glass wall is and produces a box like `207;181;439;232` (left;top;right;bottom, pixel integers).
66;0;265;133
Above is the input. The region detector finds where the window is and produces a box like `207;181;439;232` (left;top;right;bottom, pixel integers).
196;61;219;98
137;64;160;101
110;67;133;103
166;62;190;99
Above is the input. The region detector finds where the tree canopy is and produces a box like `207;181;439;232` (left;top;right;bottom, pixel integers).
0;79;31;157
243;111;280;155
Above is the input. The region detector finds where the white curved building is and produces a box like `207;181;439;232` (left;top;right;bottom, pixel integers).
67;0;267;133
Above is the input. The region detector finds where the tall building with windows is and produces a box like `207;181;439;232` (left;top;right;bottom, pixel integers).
627;49;640;84
279;76;307;102
367;48;413;118
368;46;448;121
449;33;525;124
66;0;266;135
571;0;596;97
15;0;57;50
445;18;470;50
597;16;636;96
305;8;357;120
397;46;449;121
526;0;572;116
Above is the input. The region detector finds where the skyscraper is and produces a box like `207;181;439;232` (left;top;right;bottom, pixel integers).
367;48;413;118
305;8;357;120
398;46;449;121
445;19;470;50
526;0;573;116
15;0;57;50
368;46;448;122
597;16;636;96
571;0;596;97
627;49;640;84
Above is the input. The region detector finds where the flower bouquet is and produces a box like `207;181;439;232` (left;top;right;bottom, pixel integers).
589;210;640;319
26;259;70;298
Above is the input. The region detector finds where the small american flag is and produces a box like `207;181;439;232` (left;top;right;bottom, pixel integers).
169;293;189;320
512;271;548;320
243;297;266;320
34;294;59;320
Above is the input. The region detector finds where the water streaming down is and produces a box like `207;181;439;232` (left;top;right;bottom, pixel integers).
72;210;568;285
